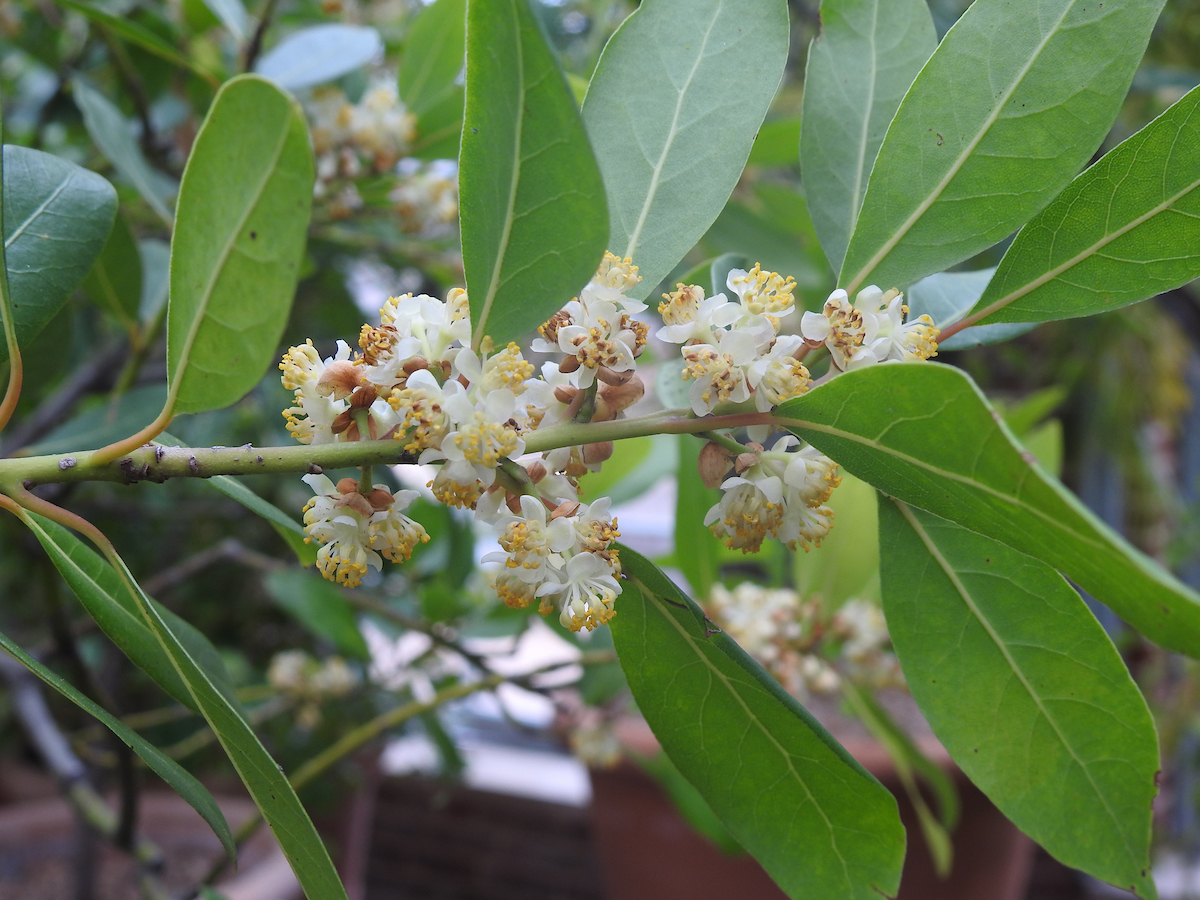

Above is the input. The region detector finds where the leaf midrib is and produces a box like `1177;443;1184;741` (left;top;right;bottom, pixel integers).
622;1;722;262
168;100;289;405
4;175;74;250
845;1;1075;293
637;581;855;893
895;501;1137;865
846;1;880;245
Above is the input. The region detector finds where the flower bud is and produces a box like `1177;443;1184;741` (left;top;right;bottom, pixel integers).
698;441;733;489
583;441;614;465
596;366;633;386
365;487;395;511
316;360;362;399
597;376;644;417
735;452;759;475
525;461;548;483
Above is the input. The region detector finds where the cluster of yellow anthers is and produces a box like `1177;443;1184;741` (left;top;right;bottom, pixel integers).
800;284;940;369
278;253;938;630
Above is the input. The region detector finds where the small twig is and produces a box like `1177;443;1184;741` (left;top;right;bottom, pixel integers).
242;0;281;71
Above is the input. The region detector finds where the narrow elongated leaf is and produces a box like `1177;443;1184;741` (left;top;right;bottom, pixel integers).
773;363;1200;657
264;570;370;660
72;78;178;224
460;0;607;348
581;0;788;300
167;75;313;416
31;516;348;900
0;627;235;862
2;145;116;365
25;513;244;718
255;24;383;91
879;500;1158;897
398;0;465;118
800;0;936;274
25;385;167;455
82;212;141;333
968;83;1200;327
613;546;905;900
841;0;1166;294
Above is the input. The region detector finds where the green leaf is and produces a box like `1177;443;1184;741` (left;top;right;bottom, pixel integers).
460;0;607;348
672;434;722;597
581;0;788;300
254;24;383;91
2;145;117;365
72;78;178;225
409;87;465;161
840;0;1166;294
56;0;219;84
968;83;1200;327
398;0;465;118
167;75;313;417
0;626;236;862
774;363;1200;657
24;513;244;718
800;0;936;274
613;545;905;900
34;516;349;900
138;237;170;324
263;570;370;661
636;750;743;855
82;212;141;334
879;500;1159;897
200;0;247;42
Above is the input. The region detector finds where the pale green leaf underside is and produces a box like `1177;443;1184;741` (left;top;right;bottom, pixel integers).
905;268;1035;348
613;546;905;900
254;25;383;91
72;78;177;224
800;0;936;274
2;144;116;365
167;75;313;416
970;82;1200;326
841;0;1166;293
582;0;788;300
880;500;1158;897
774;363;1200;657
0;626;236;862
460;0;607;348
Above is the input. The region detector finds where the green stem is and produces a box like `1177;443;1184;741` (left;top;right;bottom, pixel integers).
696;430;748;456
0;406;778;489
0;102;23;436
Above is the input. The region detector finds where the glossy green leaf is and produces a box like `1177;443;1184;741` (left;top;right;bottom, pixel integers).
254;25;383;91
409;87;465;161
72;78;177;225
841;0;1166;294
82;212;141;334
35;516;348;900
200;0;247;41
800;0;936;274
460;0;607;348
581;0;788;300
56;0;218;83
774;363;1200;657
968;83;1200;327
398;0;465;117
613;546;905;899
0;626;235;862
747;117;801;167
167;75;313;416
879;500;1158;896
2;145;116;365
263;570;370;660
25;513;243;717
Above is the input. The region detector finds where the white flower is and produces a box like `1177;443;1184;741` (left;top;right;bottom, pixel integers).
727;264;797;318
655;284;740;344
746;334;810;412
681;330;758;416
704;478;784;553
540;552;621;632
482;495;575;585
302;474;382;587
368;489;430;563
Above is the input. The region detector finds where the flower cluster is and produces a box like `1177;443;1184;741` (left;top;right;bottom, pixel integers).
800;285;939;371
705;435;841;553
657;265;810;415
267;650;358;729
704;585;903;699
389;159;459;235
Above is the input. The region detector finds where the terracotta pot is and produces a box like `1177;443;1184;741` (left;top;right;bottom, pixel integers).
589;718;1034;900
0;792;299;900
